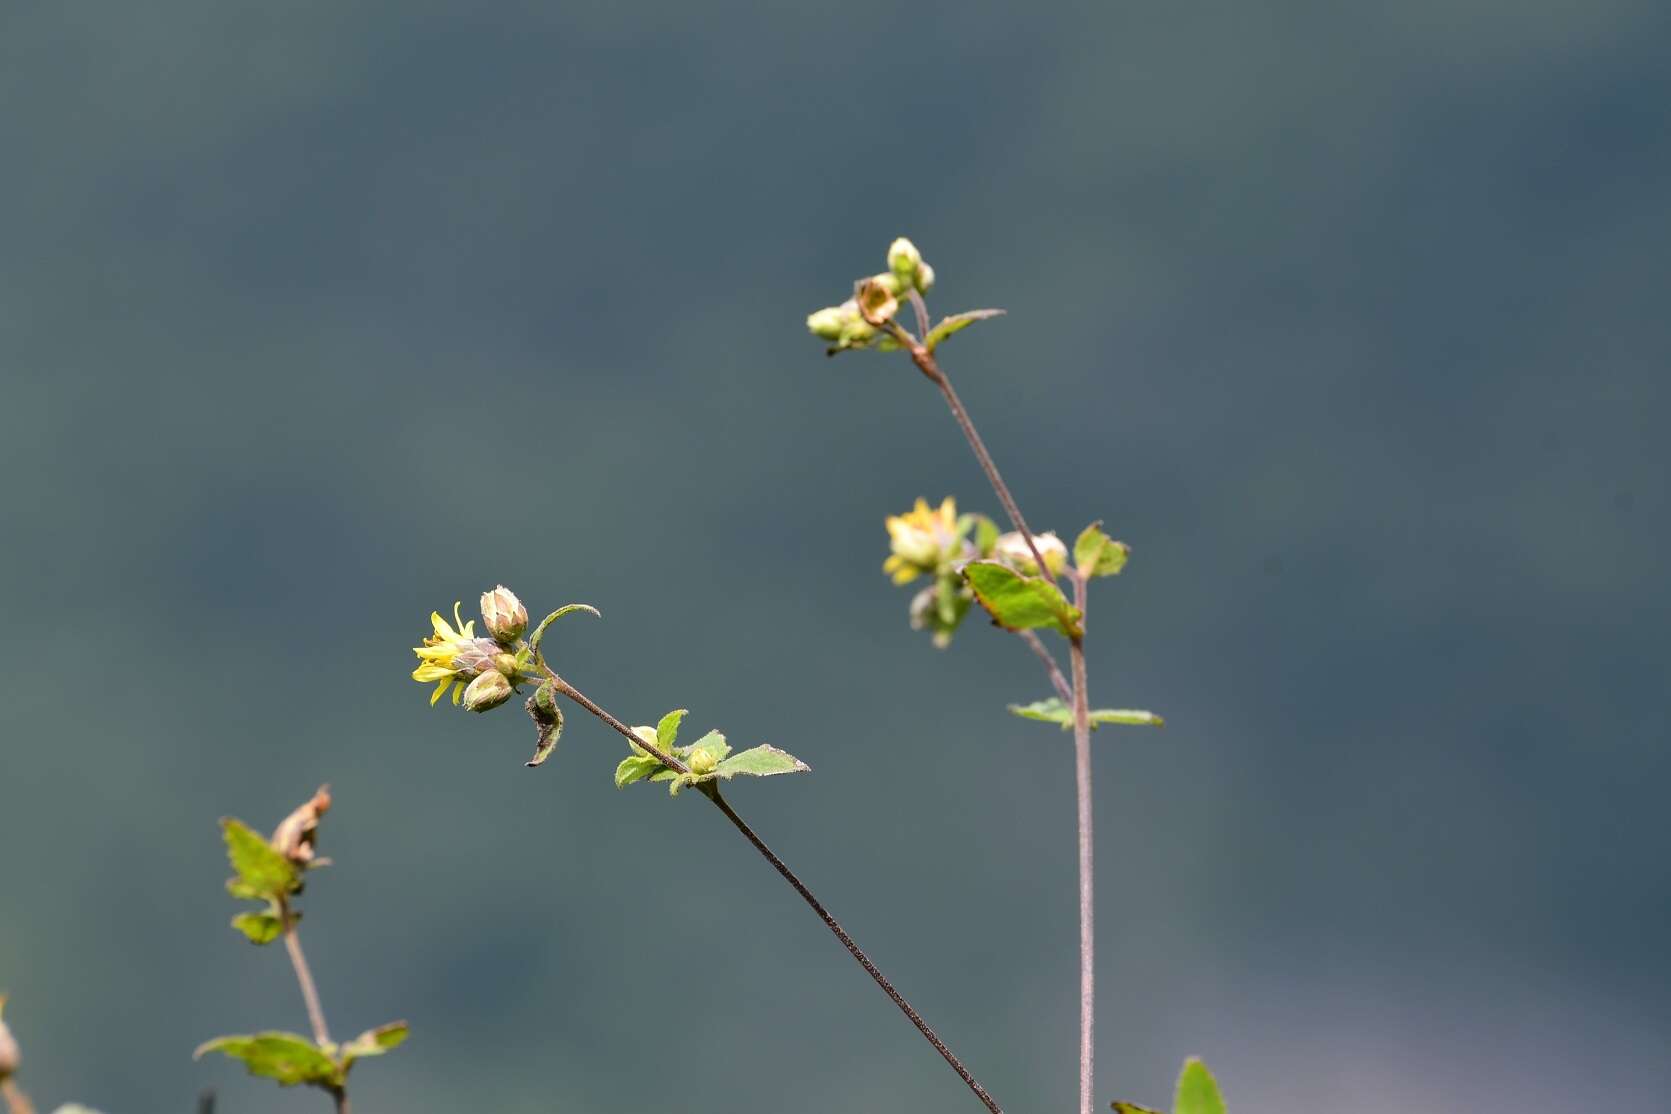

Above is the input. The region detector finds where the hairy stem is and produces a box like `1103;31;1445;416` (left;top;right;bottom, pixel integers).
538;666;1002;1113
1018;629;1073;704
1;1080;35;1114
1069;575;1094;1114
278;901;345;1112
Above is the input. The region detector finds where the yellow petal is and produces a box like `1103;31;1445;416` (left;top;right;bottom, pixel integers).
450;679;463;705
430;678;451;705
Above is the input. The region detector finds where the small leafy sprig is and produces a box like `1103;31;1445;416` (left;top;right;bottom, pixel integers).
196;789;407;1112
809;238;1176;1114
410;588;1002;1113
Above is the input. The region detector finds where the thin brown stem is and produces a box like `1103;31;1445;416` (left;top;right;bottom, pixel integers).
1;1079;36;1114
1018;630;1073;703
1069;574;1094;1114
280;903;331;1049
538;667;1001;1113
701;784;1002;1114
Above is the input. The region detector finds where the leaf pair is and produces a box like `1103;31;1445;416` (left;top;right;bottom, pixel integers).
221;818;306;945
195;1022;408;1092
1113;1057;1225;1114
614;709;810;797
1009;697;1163;730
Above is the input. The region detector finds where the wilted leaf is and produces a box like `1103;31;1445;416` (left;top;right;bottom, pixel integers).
1173;1058;1226;1114
525;694;564;768
715;745;811;779
1008;698;1165;730
963;561;1082;637
924;308;1005;351
1073;523;1130;578
270;786;331;869
195;1032;340;1088
339;1021;409;1065
230;912;285;945
221;818;298;901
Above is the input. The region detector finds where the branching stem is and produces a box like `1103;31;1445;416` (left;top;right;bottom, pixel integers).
536;664;1002;1114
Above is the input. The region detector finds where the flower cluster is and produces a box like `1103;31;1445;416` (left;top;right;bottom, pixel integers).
806;237;936;354
411;586;536;712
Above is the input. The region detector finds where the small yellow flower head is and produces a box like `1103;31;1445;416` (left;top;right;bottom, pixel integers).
0;994;19;1080
412;602;506;706
883;497;962;585
993;531;1069;577
462;670;514;713
479;585;528;646
687;746;719;776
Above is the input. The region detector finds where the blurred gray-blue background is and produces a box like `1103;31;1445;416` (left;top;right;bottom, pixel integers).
2;3;1668;1112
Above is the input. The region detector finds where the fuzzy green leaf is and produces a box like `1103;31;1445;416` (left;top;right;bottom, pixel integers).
340;1021;409;1064
924;308;1005;351
1073;522;1130;578
963;561;1082;637
220;818;298;901
526;603;601;658
715;745;811;779
1173;1058;1226;1114
230;912;285;945
656;708;688;749
1009;698;1164;730
195;1032;340;1088
614;754;663;788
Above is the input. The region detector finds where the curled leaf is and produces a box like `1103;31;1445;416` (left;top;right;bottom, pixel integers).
1073;522;1130;578
526;603;601;659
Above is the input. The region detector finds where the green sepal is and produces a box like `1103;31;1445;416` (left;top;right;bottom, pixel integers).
924;308;1005;351
1073;522;1130;578
1009;698;1164;730
1173;1058;1226;1114
221;818;298;901
963;561;1083;637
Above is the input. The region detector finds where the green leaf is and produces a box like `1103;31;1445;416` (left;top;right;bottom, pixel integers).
1110;1104;1165;1114
715;745;811;779
924;308;1005;351
1173;1058;1226;1114
1073;522;1130;578
195;1032;341;1088
526;603;601;657
1008;698;1164;730
614;754;663;788
656;708;688;749
686;730;731;763
220;818;298;901
230;911;285;945
963;561;1082;637
340;1021;409;1065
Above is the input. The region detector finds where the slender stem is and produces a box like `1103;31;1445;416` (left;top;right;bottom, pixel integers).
538;667;1002;1113
702;785;1003;1114
1;1079;36;1114
1068;574;1094;1114
1018;629;1073;703
281;915;331;1047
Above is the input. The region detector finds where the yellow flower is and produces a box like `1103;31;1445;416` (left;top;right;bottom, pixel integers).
412;602;499;706
883;497;961;585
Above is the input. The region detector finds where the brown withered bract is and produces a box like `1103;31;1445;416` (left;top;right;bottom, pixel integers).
270;785;332;869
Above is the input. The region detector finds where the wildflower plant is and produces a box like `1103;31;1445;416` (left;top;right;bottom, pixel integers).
195;788;407;1114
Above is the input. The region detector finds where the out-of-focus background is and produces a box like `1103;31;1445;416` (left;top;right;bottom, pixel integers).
3;3;1667;1112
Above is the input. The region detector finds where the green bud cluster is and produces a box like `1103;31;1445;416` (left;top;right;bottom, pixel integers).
806;237;936;355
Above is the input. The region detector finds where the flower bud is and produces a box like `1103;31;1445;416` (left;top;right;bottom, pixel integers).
462;669;514;713
631;725;660;756
480;585;528;645
687;746;719;776
807;304;850;340
0;995;18;1080
888;237;922;284
993;531;1069;577
914;261;935;293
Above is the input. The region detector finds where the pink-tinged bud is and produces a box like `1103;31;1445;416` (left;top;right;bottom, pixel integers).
462;669;514;713
480;585;528;645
